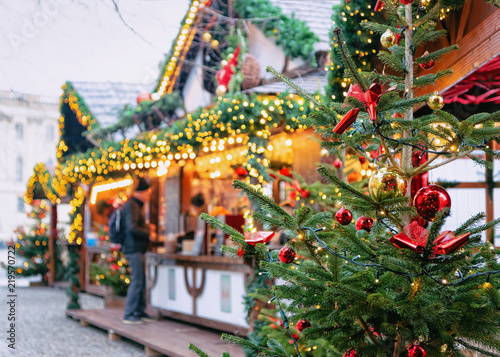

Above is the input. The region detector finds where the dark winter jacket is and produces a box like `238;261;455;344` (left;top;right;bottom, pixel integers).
120;197;150;254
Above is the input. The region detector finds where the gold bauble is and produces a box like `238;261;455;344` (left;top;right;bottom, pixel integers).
211;39;219;49
202;32;212;43
428;122;458;151
427;91;444;110
368;167;407;201
380;28;396;48
216;85;227;97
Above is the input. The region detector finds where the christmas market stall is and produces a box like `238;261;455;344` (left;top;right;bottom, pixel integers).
138;0;339;335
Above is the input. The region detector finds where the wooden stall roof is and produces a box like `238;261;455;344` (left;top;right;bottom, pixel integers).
416;4;500;96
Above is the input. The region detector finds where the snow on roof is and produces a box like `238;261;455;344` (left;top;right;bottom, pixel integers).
70;81;150;127
247;73;328;95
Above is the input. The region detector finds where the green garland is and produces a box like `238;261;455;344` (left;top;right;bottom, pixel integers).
65;244;81;310
233;0;319;62
89;91;184;140
58;91;317;184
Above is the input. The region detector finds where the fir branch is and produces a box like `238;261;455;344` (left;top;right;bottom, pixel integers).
200;213;245;242
386;94;432;112
456;338;500;357
266;67;321;107
221;334;278;356
357;316;391;354
366;72;404;85
413;28;447;47
414;1;443;27
252;212;285;229
414;45;459;64
454;212;486;235
378;51;405;73
411;148;474;176
468;154;493;169
232;181;296;229
332;28;369;92
188;344;210;357
414;70;453;88
317;165;377;205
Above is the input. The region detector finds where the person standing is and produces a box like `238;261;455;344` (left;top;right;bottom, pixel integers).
121;177;156;324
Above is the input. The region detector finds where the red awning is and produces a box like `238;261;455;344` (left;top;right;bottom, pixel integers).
442;55;500;105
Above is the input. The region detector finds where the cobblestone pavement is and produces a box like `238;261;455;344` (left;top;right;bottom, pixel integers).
0;286;148;357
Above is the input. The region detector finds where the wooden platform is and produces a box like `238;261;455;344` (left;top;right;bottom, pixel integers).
66;308;245;357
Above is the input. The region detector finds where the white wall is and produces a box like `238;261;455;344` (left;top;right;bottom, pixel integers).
183;52;214;113
0;91;59;241
246;23;305;81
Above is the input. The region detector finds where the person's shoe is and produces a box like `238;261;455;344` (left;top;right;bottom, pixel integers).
122;316;144;325
138;313;155;322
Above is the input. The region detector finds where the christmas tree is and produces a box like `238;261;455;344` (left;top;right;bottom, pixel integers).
89;245;130;297
8;201;62;281
191;1;500;356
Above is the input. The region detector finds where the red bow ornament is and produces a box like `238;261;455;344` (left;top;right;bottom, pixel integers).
432;231;470;255
390;222;470;255
365;83;383;122
374;0;384;11
244;231;275;246
390;221;429;253
292;180;310;199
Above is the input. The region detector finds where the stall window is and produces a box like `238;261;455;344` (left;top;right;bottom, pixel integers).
17;197;25;213
46;125;54;141
16;157;23;182
15;123;23;140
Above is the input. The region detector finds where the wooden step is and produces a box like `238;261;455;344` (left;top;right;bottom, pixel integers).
66;308;245;357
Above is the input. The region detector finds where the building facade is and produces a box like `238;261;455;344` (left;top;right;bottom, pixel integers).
0;90;59;241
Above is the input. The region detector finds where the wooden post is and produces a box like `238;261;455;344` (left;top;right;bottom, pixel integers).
485;145;494;243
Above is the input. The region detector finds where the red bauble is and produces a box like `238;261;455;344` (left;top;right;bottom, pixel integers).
110;263;119;271
235;167;248;177
334;159;343;168
336;208;353;225
356;216;374;232
279;246;296;264
408;344;426;357
343;348;359;357
400;0;413;4
280;167;291;176
288;334;300;343
419;51;435;70
413;184;451;221
296;319;311;332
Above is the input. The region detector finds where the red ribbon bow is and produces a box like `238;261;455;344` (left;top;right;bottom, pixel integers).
333;108;360;135
374;0;384;11
365;83;383;122
244;231;275;246
390;222;470;255
216;44;241;88
333;83;383;134
292;180;310;199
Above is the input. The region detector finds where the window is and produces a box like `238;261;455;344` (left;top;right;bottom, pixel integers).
16;157;22;182
46;125;54;141
17;198;24;213
15;123;23;140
